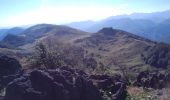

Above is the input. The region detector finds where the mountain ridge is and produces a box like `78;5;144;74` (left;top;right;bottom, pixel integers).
67;10;170;44
0;24;90;47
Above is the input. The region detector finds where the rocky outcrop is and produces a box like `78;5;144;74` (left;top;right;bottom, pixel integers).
3;67;128;100
0;55;21;90
0;55;21;76
90;74;127;100
98;27;118;36
134;71;170;89
0;55;127;100
142;44;170;68
5;67;102;100
111;82;127;100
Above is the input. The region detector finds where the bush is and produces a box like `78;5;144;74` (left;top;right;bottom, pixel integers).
27;42;99;72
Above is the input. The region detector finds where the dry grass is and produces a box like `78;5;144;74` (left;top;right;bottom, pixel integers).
157;87;170;100
127;86;144;96
127;86;157;100
127;86;170;100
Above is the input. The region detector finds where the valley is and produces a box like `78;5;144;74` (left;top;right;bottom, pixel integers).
1;0;170;99
0;10;170;100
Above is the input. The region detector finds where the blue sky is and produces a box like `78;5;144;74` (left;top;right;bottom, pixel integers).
1;0;170;27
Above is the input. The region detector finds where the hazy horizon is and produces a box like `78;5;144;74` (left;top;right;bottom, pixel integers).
1;0;170;27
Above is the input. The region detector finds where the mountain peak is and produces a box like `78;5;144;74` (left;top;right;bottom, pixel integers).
98;27;119;35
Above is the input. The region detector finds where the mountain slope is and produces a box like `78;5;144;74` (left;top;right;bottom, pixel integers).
0;27;24;41
152;19;170;43
2;34;27;47
67;10;170;44
1;24;170;73
67;18;157;40
74;27;156;73
5;27;24;35
142;43;170;69
87;18;156;36
0;29;9;40
1;24;90;47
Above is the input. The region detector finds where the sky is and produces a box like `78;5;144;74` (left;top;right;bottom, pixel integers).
0;0;170;27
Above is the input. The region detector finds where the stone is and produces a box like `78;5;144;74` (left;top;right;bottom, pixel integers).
5;68;102;100
0;55;21;76
0;55;22;90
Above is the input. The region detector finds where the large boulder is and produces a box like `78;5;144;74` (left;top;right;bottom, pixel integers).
134;71;170;89
4;67;128;100
0;55;21;90
5;67;102;100
90;74;127;100
0;55;21;76
90;75;114;90
111;82;127;100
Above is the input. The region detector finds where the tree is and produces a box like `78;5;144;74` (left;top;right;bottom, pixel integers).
29;42;63;69
35;42;48;68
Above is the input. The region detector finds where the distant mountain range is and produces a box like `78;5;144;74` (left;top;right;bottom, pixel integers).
0;29;9;40
1;10;170;44
0;27;25;40
1;11;170;100
0;10;170;70
0;24;89;48
0;23;170;72
68;10;170;44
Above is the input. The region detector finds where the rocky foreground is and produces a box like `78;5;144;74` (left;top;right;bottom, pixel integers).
134;71;170;89
1;55;170;100
0;55;127;100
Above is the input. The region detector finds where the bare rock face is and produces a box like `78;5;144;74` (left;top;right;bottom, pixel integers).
111;82;127;100
134;71;170;89
5;67;102;100
90;74;127;100
98;27;118;36
0;55;21;90
0;55;21;76
0;55;128;100
142;44;170;68
4;67;128;100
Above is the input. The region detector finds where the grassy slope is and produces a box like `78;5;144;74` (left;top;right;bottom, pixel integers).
74;29;155;74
